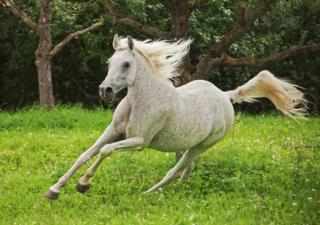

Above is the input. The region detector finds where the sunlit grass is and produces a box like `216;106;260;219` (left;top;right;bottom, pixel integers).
0;106;319;224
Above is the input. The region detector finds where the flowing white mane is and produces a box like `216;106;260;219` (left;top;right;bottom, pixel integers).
117;37;192;79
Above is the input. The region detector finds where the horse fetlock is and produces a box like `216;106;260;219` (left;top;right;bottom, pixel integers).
84;169;94;178
58;176;68;185
78;174;91;185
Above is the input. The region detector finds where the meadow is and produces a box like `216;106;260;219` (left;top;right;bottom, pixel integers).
0;106;319;225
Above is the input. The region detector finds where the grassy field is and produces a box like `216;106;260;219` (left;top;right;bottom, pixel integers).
0;106;319;225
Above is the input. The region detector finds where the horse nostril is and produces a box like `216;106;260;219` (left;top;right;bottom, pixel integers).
98;85;113;99
106;87;113;94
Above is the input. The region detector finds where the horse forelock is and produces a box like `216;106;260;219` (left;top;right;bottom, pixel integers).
117;37;192;79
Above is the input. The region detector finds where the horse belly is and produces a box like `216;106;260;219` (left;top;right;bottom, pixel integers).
149;110;215;152
149;128;207;152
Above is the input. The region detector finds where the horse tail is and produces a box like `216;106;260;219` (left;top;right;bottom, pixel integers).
225;70;307;118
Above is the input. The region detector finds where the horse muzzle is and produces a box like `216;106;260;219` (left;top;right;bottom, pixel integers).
99;85;115;102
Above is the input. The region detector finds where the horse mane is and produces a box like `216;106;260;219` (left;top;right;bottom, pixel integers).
117;37;192;79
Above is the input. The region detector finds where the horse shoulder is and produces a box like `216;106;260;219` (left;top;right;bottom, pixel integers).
111;97;131;135
125;101;169;144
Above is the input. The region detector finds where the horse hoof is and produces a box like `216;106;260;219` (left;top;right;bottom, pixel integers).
76;182;91;193
45;189;59;200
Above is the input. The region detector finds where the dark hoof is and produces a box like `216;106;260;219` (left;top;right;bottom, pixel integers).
76;182;91;193
45;189;59;200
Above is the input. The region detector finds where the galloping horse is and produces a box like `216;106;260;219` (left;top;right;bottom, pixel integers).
45;35;306;199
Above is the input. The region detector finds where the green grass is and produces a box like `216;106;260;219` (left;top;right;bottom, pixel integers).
0;106;319;225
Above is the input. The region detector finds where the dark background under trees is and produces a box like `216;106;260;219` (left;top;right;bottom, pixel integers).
1;0;319;114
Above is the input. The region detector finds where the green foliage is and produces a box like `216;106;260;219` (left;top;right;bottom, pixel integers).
0;106;319;224
188;0;320;113
0;0;319;112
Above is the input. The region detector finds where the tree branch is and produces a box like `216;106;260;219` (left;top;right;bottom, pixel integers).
70;78;99;100
103;0;172;38
209;43;320;68
212;0;274;57
0;0;38;31
49;17;104;59
194;0;274;79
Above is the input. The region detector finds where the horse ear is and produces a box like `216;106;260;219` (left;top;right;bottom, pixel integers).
113;34;120;49
127;36;134;50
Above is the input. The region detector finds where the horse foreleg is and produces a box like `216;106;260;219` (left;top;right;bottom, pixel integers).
76;137;145;193
45;124;120;200
145;149;199;193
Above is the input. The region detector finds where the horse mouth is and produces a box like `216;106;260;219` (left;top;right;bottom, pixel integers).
98;90;113;102
99;92;115;102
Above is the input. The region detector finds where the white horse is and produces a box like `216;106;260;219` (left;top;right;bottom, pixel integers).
45;35;306;200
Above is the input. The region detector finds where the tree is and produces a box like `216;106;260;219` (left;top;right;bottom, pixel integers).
102;0;319;84
0;0;104;108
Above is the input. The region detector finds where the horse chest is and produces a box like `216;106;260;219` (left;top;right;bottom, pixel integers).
124;106;167;142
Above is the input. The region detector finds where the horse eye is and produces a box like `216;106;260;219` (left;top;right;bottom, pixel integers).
123;62;130;69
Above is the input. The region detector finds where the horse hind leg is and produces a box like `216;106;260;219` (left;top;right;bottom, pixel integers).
181;130;226;182
145;129;227;193
180;163;194;181
145;147;201;193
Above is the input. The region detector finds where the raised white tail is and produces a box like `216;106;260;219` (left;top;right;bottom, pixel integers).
226;70;307;117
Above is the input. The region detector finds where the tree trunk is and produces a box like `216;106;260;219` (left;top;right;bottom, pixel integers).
194;57;213;80
169;0;193;86
35;0;54;108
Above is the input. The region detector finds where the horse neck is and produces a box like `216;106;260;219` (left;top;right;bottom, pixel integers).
127;53;175;103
